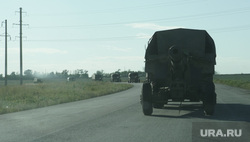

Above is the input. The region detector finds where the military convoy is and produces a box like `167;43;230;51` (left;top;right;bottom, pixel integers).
67;77;76;81
128;72;140;83
33;78;43;83
111;72;121;82
141;28;217;115
92;74;103;81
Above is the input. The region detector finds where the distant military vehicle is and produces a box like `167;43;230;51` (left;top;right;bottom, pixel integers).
67;77;76;81
92;74;103;81
34;78;43;83
141;28;217;116
128;72;140;83
111;72;121;82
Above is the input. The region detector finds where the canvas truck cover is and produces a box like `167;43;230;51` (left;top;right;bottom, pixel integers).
145;28;216;80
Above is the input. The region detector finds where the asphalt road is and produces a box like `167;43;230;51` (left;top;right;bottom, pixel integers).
0;83;250;142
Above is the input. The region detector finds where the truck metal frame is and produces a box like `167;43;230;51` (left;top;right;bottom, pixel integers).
141;28;217;115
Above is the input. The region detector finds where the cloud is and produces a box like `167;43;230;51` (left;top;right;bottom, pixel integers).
126;23;185;39
94;56;143;61
127;23;184;31
105;46;132;52
24;48;68;54
136;33;152;39
0;47;67;55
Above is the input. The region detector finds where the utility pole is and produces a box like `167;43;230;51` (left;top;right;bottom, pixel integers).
5;20;8;86
14;7;28;85
1;20;11;86
20;7;23;85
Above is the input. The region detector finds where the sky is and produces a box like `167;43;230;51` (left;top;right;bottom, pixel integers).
0;0;250;76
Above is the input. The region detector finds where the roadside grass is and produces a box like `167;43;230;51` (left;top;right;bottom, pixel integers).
214;79;250;90
0;80;133;114
214;74;250;90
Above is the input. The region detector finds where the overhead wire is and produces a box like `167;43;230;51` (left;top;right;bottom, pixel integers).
209;24;250;33
20;24;250;42
30;0;201;16
30;6;250;29
8;3;250;42
24;35;139;42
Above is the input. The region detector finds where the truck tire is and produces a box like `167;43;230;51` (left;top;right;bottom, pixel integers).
141;83;153;115
202;82;216;115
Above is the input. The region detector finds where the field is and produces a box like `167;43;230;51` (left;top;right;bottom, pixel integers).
1;74;248;114
0;79;133;114
214;74;250;90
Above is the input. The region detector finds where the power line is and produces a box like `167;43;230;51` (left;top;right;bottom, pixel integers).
30;0;201;16
24;35;140;42
30;6;250;29
209;24;250;33
15;24;250;42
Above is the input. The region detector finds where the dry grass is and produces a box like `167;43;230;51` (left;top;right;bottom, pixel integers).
0;80;133;114
214;79;250;90
214;74;250;90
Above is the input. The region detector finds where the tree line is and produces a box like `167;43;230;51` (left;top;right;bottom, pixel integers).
0;69;146;80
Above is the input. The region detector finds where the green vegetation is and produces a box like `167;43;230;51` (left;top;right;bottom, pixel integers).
214;74;250;90
0;80;133;114
0;69;146;83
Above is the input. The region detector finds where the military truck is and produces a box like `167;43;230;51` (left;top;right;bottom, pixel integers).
92;74;103;81
141;28;217;116
128;72;140;83
34;78;43;83
111;72;121;82
67;77;76;82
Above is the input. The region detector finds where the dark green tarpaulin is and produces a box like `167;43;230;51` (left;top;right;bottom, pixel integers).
145;28;216;64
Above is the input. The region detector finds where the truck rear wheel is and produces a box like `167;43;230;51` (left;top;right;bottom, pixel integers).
202;82;216;115
141;83;153;115
203;104;215;115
